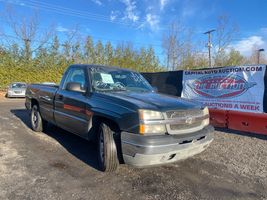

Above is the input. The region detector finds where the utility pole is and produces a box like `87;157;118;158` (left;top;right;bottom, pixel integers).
204;29;215;67
257;48;264;64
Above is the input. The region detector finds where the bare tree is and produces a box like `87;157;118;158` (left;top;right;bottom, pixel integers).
1;7;52;60
162;22;185;70
216;15;238;51
61;25;80;61
213;15;239;66
162;22;202;70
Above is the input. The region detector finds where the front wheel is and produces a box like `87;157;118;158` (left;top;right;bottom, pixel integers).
31;105;47;132
98;123;119;172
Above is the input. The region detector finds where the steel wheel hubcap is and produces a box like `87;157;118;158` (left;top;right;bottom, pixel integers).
32;110;38;127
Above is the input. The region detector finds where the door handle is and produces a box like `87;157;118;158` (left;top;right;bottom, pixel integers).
58;95;64;101
40;95;51;102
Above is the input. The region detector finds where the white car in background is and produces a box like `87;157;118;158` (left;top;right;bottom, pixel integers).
6;82;27;98
42;82;56;86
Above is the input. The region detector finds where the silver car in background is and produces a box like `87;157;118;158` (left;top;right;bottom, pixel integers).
41;82;56;86
6;82;27;98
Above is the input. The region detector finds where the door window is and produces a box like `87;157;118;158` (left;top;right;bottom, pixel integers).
62;68;86;90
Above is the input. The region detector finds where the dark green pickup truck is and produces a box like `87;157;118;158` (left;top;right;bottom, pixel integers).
25;64;214;172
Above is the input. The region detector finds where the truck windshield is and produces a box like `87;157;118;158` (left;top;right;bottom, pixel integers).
91;68;153;92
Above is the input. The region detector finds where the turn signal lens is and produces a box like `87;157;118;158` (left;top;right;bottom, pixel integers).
140;124;166;135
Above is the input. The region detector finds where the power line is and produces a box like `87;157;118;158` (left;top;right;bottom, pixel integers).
0;19;163;50
0;0;126;25
1;1;240;60
0;0;248;52
0;0;165;29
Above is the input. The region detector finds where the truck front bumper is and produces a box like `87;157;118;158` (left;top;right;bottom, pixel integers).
121;125;214;167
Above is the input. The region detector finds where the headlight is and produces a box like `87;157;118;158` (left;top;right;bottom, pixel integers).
203;107;210;126
140;124;166;135
139;109;165;135
139;109;164;121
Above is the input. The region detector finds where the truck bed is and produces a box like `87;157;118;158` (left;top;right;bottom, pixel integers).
25;83;59;124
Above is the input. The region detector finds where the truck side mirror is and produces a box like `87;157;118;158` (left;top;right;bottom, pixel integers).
66;82;86;93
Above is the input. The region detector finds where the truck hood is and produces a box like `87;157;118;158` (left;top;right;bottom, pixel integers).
102;91;201;111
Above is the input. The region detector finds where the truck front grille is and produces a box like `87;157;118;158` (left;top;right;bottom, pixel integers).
169;121;203;130
164;109;206;134
166;109;203;119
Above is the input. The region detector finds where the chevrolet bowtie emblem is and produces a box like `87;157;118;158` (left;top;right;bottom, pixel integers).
186;117;193;124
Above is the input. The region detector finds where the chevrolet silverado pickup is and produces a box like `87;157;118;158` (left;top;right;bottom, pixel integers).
25;64;214;172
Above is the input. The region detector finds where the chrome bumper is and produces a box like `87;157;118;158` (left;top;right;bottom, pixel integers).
121;125;214;167
7;93;25;97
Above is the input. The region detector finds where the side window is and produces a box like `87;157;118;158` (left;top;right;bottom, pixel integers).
62;68;86;90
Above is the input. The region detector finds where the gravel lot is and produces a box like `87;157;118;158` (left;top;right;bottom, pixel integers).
0;98;266;200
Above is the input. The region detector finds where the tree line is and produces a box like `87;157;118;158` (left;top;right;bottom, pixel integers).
0;10;266;88
0;32;162;88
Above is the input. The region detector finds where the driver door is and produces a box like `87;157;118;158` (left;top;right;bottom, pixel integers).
54;67;92;139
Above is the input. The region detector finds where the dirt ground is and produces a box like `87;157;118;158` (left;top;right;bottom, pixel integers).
0;99;266;200
0;91;7;98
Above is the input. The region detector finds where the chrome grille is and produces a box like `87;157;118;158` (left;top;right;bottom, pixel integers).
170;121;203;130
166;109;203;119
165;109;206;134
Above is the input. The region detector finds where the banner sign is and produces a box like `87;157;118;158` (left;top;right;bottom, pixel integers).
181;65;266;113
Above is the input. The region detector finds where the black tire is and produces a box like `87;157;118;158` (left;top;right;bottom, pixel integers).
31;105;47;132
98;123;119;172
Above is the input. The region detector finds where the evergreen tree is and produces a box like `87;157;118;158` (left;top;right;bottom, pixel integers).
95;40;104;64
62;41;71;61
84;36;95;64
72;41;82;62
104;41;113;65
51;35;60;57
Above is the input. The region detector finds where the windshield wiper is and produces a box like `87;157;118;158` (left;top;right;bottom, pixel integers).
112;87;127;91
94;87;127;92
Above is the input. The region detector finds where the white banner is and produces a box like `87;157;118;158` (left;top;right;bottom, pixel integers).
181;65;266;113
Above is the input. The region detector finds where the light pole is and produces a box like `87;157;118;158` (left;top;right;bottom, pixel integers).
257;48;264;64
204;29;215;67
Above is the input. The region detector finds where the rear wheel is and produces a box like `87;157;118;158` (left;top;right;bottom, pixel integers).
31;105;47;132
98;123;119;172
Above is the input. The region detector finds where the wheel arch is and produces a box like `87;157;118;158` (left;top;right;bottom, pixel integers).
30;98;39;108
92;114;124;164
92;115;121;133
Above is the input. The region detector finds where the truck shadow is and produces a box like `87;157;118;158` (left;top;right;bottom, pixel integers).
10;109;101;171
